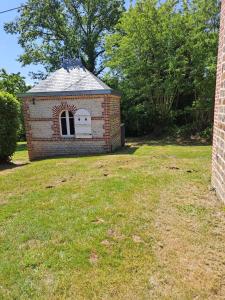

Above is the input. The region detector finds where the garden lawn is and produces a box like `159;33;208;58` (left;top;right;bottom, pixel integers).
0;140;225;299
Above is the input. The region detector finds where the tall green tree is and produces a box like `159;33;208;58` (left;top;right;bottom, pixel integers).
105;0;220;136
106;0;188;134
4;0;125;76
0;69;28;95
182;0;220;105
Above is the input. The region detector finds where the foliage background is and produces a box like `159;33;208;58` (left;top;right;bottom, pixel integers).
2;0;221;141
105;0;220;139
0;69;29;140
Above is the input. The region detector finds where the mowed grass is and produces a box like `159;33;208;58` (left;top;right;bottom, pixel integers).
0;140;225;299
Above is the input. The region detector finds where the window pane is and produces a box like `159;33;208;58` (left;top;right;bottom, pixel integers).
69;111;73;118
61;117;67;135
69;116;75;135
61;111;66;118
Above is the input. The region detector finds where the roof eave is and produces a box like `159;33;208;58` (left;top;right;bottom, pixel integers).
18;89;121;98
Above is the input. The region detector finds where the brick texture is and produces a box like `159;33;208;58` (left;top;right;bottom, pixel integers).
109;96;121;151
22;94;121;160
212;0;225;202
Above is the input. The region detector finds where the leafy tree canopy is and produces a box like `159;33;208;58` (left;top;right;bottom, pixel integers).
4;0;125;77
105;0;220;135
0;69;30;141
0;69;28;95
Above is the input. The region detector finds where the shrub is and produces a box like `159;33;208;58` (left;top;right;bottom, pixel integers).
0;91;20;162
17;105;26;141
200;126;213;142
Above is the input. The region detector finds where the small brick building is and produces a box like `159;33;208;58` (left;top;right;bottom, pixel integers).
21;59;121;160
212;0;225;202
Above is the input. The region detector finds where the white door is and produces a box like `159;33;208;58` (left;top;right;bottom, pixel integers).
75;109;92;138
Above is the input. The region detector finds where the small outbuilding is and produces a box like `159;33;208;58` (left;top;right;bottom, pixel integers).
20;59;122;160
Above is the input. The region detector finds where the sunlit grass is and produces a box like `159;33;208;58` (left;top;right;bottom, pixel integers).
0;140;224;299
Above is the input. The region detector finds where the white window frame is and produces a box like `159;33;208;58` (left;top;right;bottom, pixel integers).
59;110;75;137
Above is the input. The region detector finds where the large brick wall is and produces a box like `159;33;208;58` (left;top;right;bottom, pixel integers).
22;94;121;160
212;0;225;202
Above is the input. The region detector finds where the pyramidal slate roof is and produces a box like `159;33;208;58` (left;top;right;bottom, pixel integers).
22;59;120;97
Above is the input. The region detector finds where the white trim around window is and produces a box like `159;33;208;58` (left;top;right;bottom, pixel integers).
59;110;75;137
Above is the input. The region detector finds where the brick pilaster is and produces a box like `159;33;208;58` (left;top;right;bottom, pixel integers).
102;95;112;152
212;0;225;202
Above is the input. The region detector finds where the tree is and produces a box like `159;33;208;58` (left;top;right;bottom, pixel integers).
0;69;28;95
182;0;220;105
105;0;220;136
0;91;20;163
4;0;125;77
106;0;188;134
0;69;30;140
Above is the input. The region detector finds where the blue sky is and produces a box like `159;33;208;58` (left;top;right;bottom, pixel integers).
0;0;134;84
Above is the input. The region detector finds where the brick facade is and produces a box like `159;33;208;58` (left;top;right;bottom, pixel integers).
212;0;225;202
22;94;121;160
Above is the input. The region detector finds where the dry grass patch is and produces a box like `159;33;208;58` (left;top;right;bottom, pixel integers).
151;183;225;299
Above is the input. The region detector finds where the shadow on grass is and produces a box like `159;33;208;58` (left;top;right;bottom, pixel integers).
126;137;212;147
0;162;29;172
31;144;138;162
26;138;211;162
16;143;27;152
114;144;139;155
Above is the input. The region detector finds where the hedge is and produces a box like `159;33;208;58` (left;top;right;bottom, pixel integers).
0;91;20;162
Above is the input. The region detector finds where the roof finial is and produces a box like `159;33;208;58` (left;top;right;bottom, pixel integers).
61;57;83;70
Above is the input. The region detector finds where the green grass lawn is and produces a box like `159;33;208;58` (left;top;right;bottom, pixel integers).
0;140;225;299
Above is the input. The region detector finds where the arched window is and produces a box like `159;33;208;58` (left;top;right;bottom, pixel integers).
60;111;75;136
75;109;92;138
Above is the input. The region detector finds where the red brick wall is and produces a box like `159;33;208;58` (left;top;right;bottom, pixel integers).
102;95;121;152
212;0;225;202
109;96;121;151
